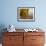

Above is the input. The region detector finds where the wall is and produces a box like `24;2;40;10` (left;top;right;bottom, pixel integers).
0;0;46;29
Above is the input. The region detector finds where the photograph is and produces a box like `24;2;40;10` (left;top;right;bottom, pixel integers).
17;7;35;22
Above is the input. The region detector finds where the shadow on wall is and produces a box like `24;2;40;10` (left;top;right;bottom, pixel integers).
0;24;7;43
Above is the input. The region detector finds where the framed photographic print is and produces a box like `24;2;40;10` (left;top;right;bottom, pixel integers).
17;7;35;22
